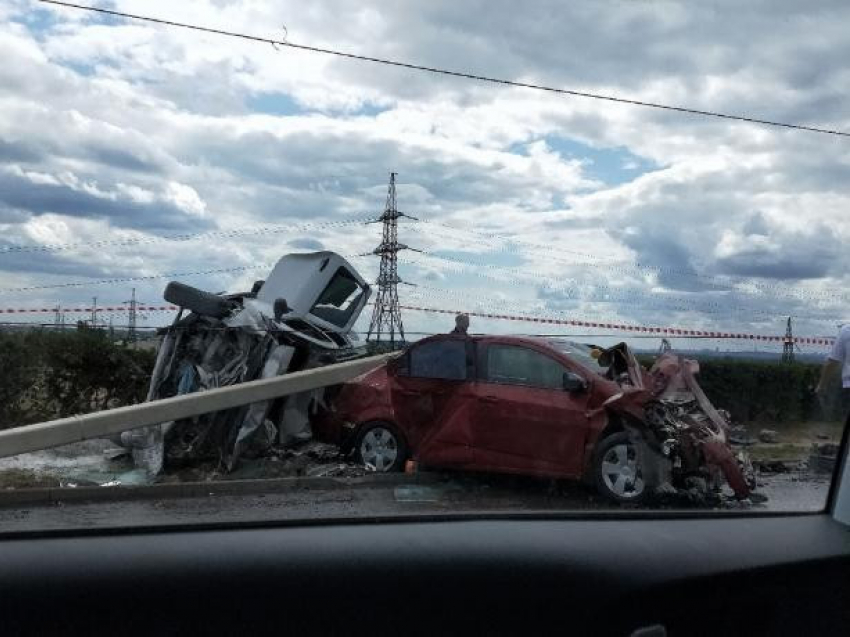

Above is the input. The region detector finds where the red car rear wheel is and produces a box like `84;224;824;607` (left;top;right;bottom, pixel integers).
354;421;407;473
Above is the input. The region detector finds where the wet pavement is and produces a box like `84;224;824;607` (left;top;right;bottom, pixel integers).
0;464;833;533
0;435;837;534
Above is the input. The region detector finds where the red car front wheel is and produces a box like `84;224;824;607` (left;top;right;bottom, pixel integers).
593;432;647;504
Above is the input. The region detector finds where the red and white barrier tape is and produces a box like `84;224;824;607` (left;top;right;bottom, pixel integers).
0;305;178;314
0;303;836;346
399;305;837;347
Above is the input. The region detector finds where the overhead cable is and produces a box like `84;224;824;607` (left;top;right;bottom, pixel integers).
0;265;270;293
39;0;850;138
405;252;837;323
0;217;371;255
416;219;850;305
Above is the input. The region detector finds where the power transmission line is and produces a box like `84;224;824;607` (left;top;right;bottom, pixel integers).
404;251;837;323
416;219;850;305
3;245;841;326
0;264;270;293
6;210;845;307
39;0;850;139
0;217;372;255
3;249;835;324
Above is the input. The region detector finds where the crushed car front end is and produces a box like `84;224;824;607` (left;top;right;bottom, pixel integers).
594;345;757;502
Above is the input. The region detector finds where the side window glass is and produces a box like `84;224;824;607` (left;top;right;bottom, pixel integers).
486;344;566;389
409;340;467;380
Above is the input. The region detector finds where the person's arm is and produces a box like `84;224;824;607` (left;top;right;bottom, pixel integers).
816;331;845;394
816;359;841;395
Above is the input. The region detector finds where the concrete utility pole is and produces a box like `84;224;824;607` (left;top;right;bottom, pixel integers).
365;172;417;348
782;316;795;363
91;296;98;329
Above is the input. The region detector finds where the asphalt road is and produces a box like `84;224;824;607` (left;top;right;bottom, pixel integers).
0;437;836;533
0;469;833;533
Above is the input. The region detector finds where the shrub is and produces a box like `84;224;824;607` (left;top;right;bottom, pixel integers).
0;329;156;430
637;355;842;423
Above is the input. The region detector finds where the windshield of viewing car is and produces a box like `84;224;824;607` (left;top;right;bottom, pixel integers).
0;0;848;532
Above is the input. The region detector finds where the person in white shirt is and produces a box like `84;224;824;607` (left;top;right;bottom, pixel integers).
815;324;850;409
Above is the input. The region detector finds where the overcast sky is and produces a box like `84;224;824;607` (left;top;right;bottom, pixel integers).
2;0;849;350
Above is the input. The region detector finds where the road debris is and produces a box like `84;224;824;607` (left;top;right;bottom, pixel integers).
808;442;839;474
759;429;780;444
728;425;757;446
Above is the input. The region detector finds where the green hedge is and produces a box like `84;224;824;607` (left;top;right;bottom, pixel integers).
0;331;842;430
638;356;844;423
0;329;156;430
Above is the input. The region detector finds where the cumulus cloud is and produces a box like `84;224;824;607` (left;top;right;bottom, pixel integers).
288;237;324;251
0;167;211;232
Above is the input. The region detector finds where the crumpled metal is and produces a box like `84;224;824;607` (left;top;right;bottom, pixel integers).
595;345;753;500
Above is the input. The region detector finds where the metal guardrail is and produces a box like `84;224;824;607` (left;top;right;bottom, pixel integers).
0;353;393;459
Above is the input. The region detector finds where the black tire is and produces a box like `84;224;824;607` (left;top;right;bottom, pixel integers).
593;432;647;504
353;421;407;473
249;280;264;297
164;281;233;319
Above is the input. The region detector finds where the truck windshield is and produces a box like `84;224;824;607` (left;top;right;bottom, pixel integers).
310;267;365;328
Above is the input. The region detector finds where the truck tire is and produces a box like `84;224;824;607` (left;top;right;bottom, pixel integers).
249;280;264;297
164;281;233;319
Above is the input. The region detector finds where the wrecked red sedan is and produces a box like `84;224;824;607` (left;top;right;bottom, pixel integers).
315;334;755;503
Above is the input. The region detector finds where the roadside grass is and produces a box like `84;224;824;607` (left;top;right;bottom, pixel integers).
0;468;61;490
743;420;845;463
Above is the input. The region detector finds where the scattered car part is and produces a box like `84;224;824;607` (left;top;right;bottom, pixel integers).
759;429;780;444
809;442;839;474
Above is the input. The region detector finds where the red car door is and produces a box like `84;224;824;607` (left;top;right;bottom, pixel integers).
389;336;476;468
471;342;592;477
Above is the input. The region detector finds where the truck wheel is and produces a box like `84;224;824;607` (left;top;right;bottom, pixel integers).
164;281;233;319
593;432;647;504
354;422;407;473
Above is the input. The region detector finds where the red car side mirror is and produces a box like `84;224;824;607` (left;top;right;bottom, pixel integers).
563;371;588;393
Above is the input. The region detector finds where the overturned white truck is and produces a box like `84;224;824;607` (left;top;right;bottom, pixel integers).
119;252;371;475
